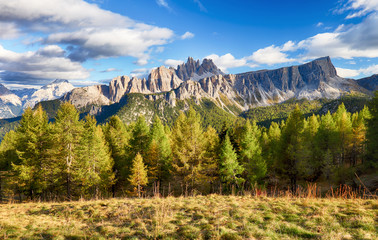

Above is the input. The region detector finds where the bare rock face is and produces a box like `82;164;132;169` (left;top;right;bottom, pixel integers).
63;85;112;108
356;74;378;91
60;56;374;114
175;57;223;81
148;66;183;92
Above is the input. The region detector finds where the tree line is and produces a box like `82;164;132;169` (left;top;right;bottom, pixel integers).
0;92;377;201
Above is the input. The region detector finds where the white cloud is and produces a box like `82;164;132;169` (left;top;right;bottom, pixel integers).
336;64;378;78
156;0;171;11
130;68;150;78
247;45;296;65
0;23;20;39
0;44;89;84
316;22;324;27
205;53;247;72
342;0;378;19
181;31;195;40
0;0;175;65
164;59;184;68
46;27;173;63
336;67;360;77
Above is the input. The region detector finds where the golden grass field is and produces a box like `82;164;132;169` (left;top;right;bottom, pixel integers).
0;195;377;239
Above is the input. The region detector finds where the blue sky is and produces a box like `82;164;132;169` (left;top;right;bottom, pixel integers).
0;0;377;89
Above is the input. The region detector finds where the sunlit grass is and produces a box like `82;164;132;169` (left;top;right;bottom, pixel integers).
0;195;376;239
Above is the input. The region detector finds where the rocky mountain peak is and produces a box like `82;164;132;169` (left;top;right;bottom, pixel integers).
175;57;223;81
0;84;13;96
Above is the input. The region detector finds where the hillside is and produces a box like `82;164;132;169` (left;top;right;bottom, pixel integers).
1;196;376;239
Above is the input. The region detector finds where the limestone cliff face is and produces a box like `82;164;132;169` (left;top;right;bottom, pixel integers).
63;85;112;108
61;56;373;114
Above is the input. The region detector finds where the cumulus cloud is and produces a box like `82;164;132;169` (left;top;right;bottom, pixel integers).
0;44;89;85
336;67;360;78
164;59;184;68
0;0;175;64
340;0;378;19
181;32;195;40
0;22;20;39
205;53;248;72
247;45;296;65
296;13;378;60
336;64;378;78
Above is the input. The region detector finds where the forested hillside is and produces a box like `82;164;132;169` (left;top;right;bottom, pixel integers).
0;92;376;201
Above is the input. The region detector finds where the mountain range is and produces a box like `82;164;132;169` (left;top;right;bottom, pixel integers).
0;80;74;119
0;56;376;121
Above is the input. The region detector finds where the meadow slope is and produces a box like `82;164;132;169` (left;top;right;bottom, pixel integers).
0;195;377;239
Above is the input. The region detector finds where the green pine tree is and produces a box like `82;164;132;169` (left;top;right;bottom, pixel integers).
103;115;130;197
78;115;114;199
171;108;206;194
50;102;83;200
366;91;378;168
219;133;244;192
129;153;148;198
239;120;266;185
11;105;51;200
277;105;304;193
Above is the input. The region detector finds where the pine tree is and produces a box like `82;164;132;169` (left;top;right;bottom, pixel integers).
78;115;114;198
239;120;266;185
129;115;150;158
202;126;220;192
219;134;244;192
264;122;281;172
11;105;51;200
333;103;353;166
316;111;338;183
277;105;304;193
103;115;130;196
366;91;378;168
298;114;321;181
129;153;148;198
0;130;19;202
146;116;172;184
171;108;206;194
50;102;83;200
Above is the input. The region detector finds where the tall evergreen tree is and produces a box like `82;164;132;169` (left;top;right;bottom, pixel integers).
78;115;114;198
366;91;378;168
277;105;304;193
103;115;130;197
11;105;51;199
298;114;321;181
316;111;338;183
219;133;244;192
333;103;353;166
239;120;266;185
129;115;150;158
129;153;148;198
50;102;83;200
0;130;19;202
145;116;172;184
171;108;206;194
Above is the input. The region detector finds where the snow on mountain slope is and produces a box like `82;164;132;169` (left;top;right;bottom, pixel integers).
23;79;74;108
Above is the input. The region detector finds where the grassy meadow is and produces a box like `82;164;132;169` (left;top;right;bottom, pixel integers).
0;195;377;240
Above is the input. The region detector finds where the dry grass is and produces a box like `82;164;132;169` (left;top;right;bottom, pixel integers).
0;195;377;239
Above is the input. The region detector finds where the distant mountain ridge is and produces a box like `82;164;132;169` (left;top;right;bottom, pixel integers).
61;56;373;118
0;56;376;121
0;80;74;119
